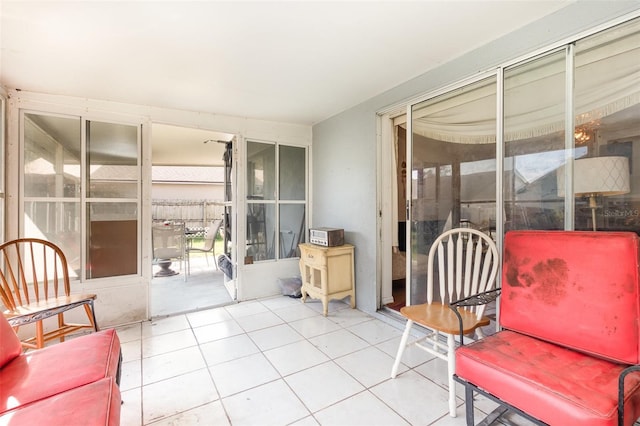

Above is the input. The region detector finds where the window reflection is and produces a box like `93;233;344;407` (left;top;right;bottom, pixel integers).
411;77;497;245
24;201;81;277
279;145;305;200
24;114;81;198
410;77;497;304
279;145;306;259
573;18;640;232
87;121;138;199
23;114;82;268
279;204;305;258
246;141;276;262
504;51;567;231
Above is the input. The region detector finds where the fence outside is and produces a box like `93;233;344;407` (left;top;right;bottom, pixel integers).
152;199;225;229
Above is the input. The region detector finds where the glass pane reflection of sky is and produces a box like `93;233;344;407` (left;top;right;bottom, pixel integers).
513;147;587;183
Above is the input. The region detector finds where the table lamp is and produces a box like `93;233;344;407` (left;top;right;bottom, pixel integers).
557;156;630;231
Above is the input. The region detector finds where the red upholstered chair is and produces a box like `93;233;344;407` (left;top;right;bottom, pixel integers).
454;231;640;426
0;314;122;422
0;377;121;426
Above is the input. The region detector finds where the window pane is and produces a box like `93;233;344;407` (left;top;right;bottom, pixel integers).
87;202;138;278
87;121;138;198
247;141;275;200
279;145;305;200
411;78;497;245
572;18;640;232
246;203;275;262
410;77;497;305
24;201;81;278
24;114;81;198
504;51;566;231
279;204;305;258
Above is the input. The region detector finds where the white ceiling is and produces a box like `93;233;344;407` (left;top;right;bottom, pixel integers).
1;1;573;166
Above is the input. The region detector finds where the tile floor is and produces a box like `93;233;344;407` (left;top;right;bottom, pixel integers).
115;296;522;426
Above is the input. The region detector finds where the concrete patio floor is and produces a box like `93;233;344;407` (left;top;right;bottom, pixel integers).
151;253;234;318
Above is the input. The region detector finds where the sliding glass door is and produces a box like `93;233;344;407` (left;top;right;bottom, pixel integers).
408;77;497;305
404;16;640;307
504;18;640;234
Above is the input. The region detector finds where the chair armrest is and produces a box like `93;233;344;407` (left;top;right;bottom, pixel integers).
619;364;640;426
448;288;501;345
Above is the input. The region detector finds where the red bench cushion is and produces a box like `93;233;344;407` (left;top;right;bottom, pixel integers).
0;377;120;426
0;314;22;369
456;330;640;426
0;328;121;413
502;231;640;364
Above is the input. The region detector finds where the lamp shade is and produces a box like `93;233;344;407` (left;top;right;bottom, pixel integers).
557;156;630;197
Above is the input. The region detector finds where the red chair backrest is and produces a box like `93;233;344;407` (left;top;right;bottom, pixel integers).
501;230;640;364
0;315;22;368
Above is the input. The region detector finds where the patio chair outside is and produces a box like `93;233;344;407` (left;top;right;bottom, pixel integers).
152;222;187;282
187;219;222;274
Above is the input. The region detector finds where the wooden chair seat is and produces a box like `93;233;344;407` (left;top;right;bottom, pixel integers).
400;302;490;335
4;294;97;322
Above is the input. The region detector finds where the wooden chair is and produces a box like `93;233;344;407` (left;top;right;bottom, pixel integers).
390;228;499;417
0;238;98;350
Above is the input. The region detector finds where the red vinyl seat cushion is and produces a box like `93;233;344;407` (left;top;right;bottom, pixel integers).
0;377;120;426
456;330;640;426
0;328;121;413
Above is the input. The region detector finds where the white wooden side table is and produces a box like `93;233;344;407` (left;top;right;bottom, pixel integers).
298;243;355;316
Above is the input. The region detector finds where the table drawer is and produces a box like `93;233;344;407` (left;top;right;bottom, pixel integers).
300;247;326;268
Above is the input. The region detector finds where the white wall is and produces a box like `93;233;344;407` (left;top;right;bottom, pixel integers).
311;1;640;314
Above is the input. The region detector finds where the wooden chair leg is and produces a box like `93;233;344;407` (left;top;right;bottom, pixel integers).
58;313;66;343
391;319;413;378
36;320;45;349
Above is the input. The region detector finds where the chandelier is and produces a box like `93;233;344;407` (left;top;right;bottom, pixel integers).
574;112;602;145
